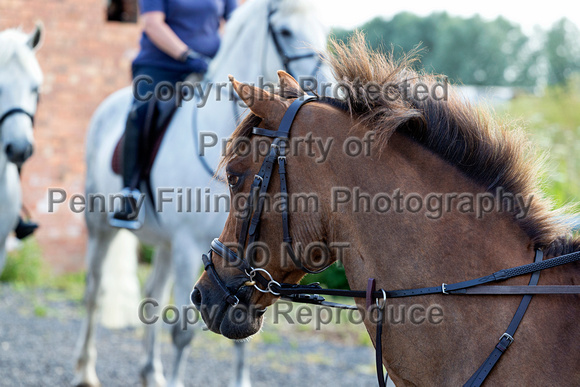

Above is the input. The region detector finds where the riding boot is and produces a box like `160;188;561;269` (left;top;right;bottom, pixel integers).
110;102;148;229
14;216;38;240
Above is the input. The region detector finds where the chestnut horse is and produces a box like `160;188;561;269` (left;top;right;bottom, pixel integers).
192;34;580;386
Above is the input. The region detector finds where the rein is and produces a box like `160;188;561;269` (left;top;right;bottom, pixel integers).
196;94;580;386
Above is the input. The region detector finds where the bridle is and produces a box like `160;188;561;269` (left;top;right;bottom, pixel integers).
0;107;35;130
200;95;331;306
196;94;580;386
265;6;323;80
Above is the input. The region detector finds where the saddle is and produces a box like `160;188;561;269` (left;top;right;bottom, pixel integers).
111;98;177;179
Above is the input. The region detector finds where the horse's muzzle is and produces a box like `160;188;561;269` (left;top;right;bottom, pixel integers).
5;140;33;165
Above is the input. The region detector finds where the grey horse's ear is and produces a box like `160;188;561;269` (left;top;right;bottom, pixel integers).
27;21;44;51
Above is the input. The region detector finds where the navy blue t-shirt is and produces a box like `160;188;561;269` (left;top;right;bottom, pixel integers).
133;0;237;72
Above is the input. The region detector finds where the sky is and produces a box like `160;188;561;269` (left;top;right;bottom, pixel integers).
313;0;580;32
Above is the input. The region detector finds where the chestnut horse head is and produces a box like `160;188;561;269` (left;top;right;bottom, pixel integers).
193;33;580;385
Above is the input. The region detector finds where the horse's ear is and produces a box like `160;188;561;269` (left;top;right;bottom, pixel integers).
27;21;44;51
277;70;306;98
229;75;286;123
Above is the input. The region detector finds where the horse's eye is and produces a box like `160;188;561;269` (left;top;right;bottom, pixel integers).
227;174;240;188
31;86;39;94
279;28;292;38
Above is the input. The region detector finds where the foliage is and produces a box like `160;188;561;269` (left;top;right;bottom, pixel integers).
1;238;87;302
140;243;155;264
48;270;86;302
302;262;349;290
544;19;580;86
0;239;44;285
332;13;580;87
499;77;580;207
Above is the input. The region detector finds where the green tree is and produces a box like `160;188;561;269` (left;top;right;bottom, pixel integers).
331;12;555;87
545;19;580;85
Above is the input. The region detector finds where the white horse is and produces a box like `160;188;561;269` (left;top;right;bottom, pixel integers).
0;24;43;273
75;1;329;386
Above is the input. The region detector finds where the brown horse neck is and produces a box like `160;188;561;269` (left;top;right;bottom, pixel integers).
323;130;536;293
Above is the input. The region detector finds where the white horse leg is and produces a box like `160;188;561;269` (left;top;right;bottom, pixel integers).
0;242;6;276
141;244;172;387
230;341;251;387
166;234;201;387
74;226;118;387
0;162;20;275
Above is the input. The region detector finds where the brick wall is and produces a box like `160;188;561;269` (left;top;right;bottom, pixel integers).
0;0;141;272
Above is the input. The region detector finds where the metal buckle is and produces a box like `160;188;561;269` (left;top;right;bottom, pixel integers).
231;295;240;306
442;283;448;294
499;332;514;346
254;174;264;183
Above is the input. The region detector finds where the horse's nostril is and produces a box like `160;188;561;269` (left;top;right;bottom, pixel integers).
5;144;13;158
191;287;202;309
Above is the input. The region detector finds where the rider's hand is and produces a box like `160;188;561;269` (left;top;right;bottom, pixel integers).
179;48;209;74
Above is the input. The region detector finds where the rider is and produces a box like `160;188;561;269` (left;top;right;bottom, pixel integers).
111;0;237;228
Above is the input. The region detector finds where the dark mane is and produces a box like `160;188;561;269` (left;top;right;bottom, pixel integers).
328;32;579;254
221;32;579;254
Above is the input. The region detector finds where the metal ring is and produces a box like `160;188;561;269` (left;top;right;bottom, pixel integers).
250;267;274;281
375;289;387;309
249;268;275;294
267;279;281;296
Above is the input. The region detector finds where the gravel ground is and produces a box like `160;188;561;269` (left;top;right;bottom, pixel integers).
0;283;379;387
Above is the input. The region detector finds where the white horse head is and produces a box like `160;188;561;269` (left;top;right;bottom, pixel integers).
0;23;43;272
0;24;43;167
207;0;329;86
